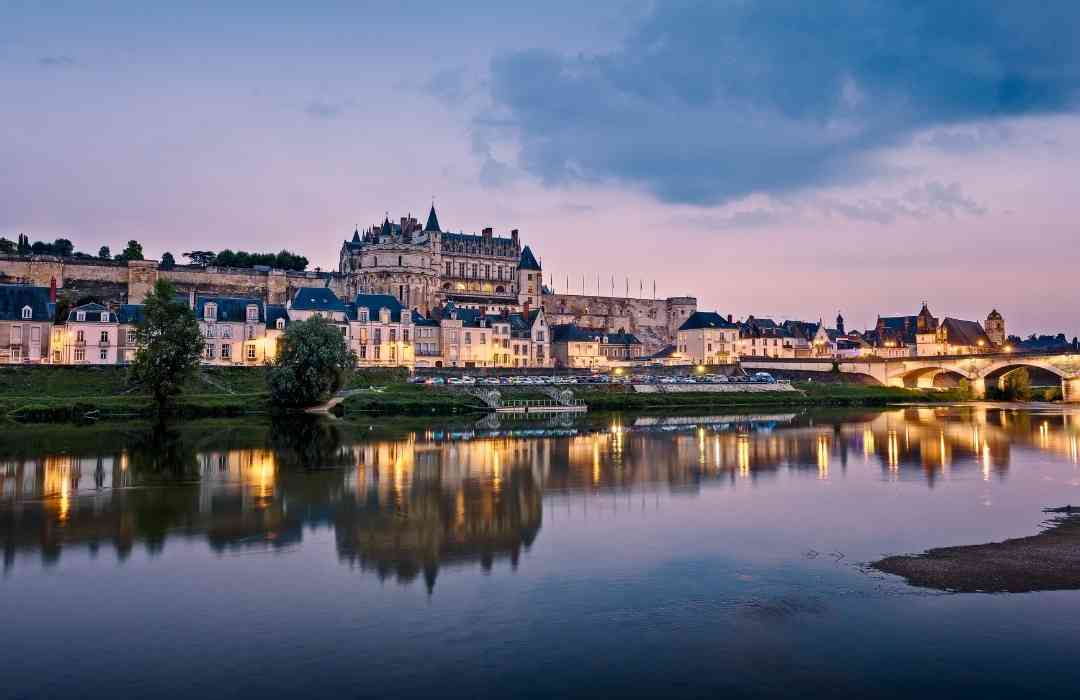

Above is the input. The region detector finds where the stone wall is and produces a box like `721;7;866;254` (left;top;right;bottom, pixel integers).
0;255;340;306
542;293;697;353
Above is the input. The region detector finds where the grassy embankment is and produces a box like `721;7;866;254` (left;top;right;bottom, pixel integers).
2;365;968;423
0;365;270;422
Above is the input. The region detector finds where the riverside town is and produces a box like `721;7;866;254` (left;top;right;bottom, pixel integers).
6;4;1080;697
2;207;1080;402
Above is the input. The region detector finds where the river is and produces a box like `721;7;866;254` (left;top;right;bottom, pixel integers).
2;405;1080;698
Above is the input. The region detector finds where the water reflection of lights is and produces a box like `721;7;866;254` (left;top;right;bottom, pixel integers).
737;434;750;477
1039;421;1050;449
863;428;875;460
887;430;899;473
816;434;829;479
982;442;992;481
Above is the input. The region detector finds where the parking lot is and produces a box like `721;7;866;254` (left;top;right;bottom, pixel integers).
410;372;780;387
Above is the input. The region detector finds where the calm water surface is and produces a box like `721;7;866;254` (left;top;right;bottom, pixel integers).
3;405;1080;699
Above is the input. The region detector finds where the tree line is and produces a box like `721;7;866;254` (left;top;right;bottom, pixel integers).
0;234;308;272
183;249;309;271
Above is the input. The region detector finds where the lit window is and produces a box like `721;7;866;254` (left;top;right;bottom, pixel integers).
221;343;231;360
246;344;256;360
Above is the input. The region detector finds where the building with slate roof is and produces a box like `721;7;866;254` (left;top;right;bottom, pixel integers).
58;302;119;364
337;204;542;318
677;311;740;365
0;284;54;363
193;293;273;365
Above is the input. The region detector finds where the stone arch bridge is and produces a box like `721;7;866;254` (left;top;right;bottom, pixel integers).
741;352;1080;401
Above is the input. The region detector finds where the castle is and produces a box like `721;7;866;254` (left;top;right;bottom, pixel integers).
0;204;696;354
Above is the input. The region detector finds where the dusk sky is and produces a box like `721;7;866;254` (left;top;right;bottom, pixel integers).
3;1;1078;336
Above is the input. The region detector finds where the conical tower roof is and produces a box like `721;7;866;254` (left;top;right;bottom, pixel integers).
424;205;441;232
518;245;541;271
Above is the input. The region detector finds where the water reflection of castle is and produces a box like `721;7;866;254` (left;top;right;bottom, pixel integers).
3;407;1078;589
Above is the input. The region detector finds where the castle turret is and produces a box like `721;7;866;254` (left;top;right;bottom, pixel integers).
836;312;845;336
517;244;542;308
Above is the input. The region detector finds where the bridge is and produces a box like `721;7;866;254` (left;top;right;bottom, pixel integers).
741;351;1080;401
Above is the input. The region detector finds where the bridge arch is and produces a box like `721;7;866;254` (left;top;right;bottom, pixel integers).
977;359;1069;381
897;365;975;389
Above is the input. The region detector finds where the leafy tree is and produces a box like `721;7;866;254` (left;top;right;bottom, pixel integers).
52;238;74;257
160;251;176;270
98;245;111;259
130;279;205;414
0;237;14;254
267;316;355;408
184;250;217;266
1003;368;1032;401
121;239;144;261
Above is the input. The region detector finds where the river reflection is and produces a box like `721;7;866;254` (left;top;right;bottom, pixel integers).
3;406;1079;589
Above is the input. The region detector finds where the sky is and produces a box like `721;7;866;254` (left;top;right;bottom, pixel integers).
2;1;1079;337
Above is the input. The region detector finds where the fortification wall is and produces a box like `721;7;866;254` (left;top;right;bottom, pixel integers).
543;294;697;352
0;255;341;305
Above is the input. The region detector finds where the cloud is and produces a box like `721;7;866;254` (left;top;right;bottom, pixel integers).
304;100;349;119
423;67;473;105
483;1;1080;205
38;55;77;67
820;181;986;224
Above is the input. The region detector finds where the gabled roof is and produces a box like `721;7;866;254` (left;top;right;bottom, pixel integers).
194;294;264;322
68;302;115;323
0;284;52;322
679;311;736;331
424;205;441;232
518;245;541;271
265;304;289;329
605;330;641;345
551;323;603;343
940;318;991;348
350;293;406;322
116;304;144;325
291;287;346;312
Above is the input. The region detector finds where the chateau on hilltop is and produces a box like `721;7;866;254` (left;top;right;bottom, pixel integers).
0;204;698;364
337;206;543;315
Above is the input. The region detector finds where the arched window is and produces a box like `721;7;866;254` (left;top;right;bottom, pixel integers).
21;305;32;320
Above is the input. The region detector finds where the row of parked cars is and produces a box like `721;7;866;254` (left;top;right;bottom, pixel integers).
409;372;778;386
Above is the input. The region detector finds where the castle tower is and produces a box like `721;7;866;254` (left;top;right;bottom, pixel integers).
986;309;1006;347
836;312;845;336
517;244;542;308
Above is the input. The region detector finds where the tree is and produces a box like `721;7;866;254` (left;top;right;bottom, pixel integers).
52;238;74;257
184;250;216;266
17;234;30;254
267;316;355;408
98;245;111;259
160;251;176;270
0;237;14;254
1003;368;1032;402
121;240;144;261
130;279;204;414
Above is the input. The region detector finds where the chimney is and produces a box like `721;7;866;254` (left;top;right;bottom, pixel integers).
523;300;531;316
727;314;733;323
511;229;519;242
49;276;57;303
482;227;493;238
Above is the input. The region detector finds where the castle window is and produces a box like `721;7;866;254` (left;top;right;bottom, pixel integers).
398;255;403;266
459;262;466;277
358;308;369;323
484;265;490;278
246;344;256;361
276;318;285;330
76;311;85;322
246;305;258;322
471;264;477;278
21;305;31;320
374;256;378;266
445;261;452;277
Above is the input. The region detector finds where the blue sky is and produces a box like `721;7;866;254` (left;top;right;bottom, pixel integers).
2;1;1078;335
